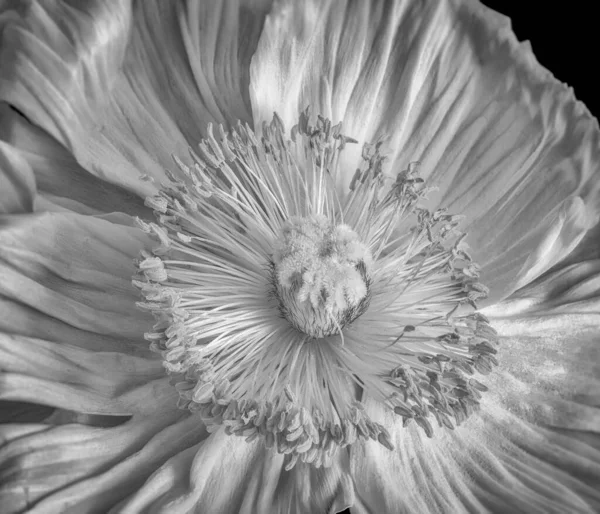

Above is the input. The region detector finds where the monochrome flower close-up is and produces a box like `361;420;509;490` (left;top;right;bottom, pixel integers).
0;1;599;513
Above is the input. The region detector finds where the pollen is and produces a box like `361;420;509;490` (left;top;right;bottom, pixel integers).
133;109;499;471
272;214;372;338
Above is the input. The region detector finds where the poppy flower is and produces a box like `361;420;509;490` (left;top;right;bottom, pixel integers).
0;1;599;513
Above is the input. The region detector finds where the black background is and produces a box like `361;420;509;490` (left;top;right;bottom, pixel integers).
339;3;594;513
483;1;596;116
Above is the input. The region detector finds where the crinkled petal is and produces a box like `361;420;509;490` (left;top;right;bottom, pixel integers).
0;401;54;424
116;427;354;514
0;211;152;342
485;222;600;317
350;314;600;514
0;0;148;197
0;334;164;415
0;104;151;219
0;139;35;215
0;295;144;355
250;0;600;304
0;387;208;514
0;0;272;197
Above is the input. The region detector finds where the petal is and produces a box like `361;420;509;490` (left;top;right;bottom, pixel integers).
483;223;600;318
0;334;164;415
350;314;600;514
0;212;151;355
0;0;272;197
0;295;144;355
116;427;354;514
0;389;207;514
116;430;262;514
0;104;151;219
0;212;161;418
0;139;35;214
0;211;152;342
250;0;600;304
0;401;54;424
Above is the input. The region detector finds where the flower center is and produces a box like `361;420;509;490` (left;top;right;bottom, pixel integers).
272;215;372;338
133;110;499;470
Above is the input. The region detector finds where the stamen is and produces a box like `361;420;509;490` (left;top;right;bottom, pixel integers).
134;109;498;470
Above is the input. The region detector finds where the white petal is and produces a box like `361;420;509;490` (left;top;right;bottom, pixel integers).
117;428;354;513
0;212;152;342
0;211;161;412
0;397;207;514
250;0;600;304
0;334;164;415
484;223;600;318
0;104;151;219
350;314;600;513
0;139;35;214
0;0;272;198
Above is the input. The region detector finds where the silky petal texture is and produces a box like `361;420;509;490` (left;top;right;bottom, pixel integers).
0;208;211;512
0;211;165;414
484;222;600;317
0;211;152;342
0;294;147;356
0;140;35;214
0;334;164;416
0;104;151;219
350;314;600;514
250;0;600;305
0;0;271;198
115;428;354;514
0;401;54;425
0;390;209;514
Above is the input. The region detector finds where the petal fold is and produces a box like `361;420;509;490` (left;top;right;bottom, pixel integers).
0;139;35;214
117;428;354;514
0;334;164;415
0;392;205;514
484;223;600;317
0;211;152;342
0;104;151;219
0;212;162;419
